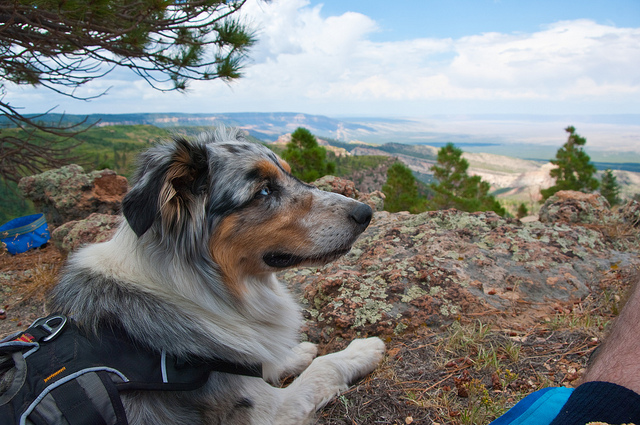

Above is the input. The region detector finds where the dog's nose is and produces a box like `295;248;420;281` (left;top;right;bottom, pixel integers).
350;203;373;229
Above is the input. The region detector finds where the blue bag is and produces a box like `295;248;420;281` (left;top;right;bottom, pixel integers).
0;213;50;255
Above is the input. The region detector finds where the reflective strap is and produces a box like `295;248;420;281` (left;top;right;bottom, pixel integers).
161;349;168;383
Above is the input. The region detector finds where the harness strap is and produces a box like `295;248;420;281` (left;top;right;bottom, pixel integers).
97;371;128;425
0;314;263;425
51;379;108;425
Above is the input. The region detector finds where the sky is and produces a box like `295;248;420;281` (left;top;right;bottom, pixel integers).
6;0;640;118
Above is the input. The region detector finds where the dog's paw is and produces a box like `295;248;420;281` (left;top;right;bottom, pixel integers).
343;337;386;377
313;337;385;387
346;336;386;355
284;337;385;411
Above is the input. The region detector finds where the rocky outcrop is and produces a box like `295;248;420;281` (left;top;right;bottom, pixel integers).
19;165;128;226
539;190;612;225
313;175;359;199
621;200;640;228
16;166;640;348
312;175;385;212
51;213;120;253
282;193;640;345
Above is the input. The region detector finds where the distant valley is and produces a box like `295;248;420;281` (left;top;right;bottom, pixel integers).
5;112;640;216
13;111;640;162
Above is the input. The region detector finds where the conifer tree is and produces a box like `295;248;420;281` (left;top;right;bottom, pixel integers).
1;0;256;183
600;169;621;206
382;162;425;213
516;203;529;219
540;126;599;200
428;143;506;216
281;128;335;183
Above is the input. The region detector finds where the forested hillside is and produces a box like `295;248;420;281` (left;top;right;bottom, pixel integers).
2;121;639;222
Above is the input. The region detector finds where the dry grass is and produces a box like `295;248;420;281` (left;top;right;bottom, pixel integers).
0;245;62;305
0;244;64;333
594;201;640;250
315;268;637;425
315;321;600;425
17;261;61;304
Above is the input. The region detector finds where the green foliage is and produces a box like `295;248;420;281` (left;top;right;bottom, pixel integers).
0;125;168;220
281;128;335;182
71;125;168;177
516;203;529;219
2;1;255;91
0;181;35;224
0;125;168;179
1;0;256;184
540;126;599;200
332;155;390;177
600;169;621;206
382;162;426;213
428;143;506;216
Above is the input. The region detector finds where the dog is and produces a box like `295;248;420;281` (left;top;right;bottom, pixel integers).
38;129;384;424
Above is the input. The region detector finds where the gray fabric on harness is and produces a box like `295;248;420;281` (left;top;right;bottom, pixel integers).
28;371;124;425
0;315;263;425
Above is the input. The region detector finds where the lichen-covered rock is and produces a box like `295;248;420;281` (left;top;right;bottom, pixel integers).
312;175;358;199
19;165;128;226
312;175;385;211
539;190;612;225
283;209;640;345
52;213;120;253
357;190;385;212
620;200;640;228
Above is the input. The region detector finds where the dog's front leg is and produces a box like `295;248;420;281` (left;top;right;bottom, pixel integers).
271;337;385;424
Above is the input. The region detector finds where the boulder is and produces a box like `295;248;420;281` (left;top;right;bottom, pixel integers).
19;165;128;226
357;190;386;213
51;213;120;253
312;175;358;199
620;200;640;228
312;175;385;212
282;208;640;344
539;190;612;225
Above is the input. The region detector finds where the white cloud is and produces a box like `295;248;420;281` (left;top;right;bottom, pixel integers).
230;2;640;110
6;0;640;115
448;20;640;99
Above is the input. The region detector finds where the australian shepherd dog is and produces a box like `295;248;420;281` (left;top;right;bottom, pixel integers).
46;129;384;424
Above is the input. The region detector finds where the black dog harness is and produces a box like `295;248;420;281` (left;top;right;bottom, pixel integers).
0;315;262;425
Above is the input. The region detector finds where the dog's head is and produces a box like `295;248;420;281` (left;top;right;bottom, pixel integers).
122;130;372;294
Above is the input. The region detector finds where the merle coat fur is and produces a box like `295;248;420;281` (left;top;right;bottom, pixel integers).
48;129;385;424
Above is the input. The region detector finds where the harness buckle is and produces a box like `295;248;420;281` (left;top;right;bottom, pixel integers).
33;315;67;342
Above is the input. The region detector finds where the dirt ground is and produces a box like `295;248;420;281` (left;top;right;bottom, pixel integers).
0;243;63;336
1;244;636;424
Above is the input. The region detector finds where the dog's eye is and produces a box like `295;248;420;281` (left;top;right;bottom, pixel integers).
256;186;272;198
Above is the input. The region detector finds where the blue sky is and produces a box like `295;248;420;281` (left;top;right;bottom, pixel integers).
7;0;640;117
319;0;640;41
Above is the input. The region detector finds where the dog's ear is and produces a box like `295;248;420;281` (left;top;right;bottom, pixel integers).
122;138;209;237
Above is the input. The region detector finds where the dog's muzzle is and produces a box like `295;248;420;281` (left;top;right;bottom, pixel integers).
262;202;372;269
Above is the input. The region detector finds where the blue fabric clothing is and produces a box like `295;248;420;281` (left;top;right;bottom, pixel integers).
490;387;573;425
492;382;640;425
